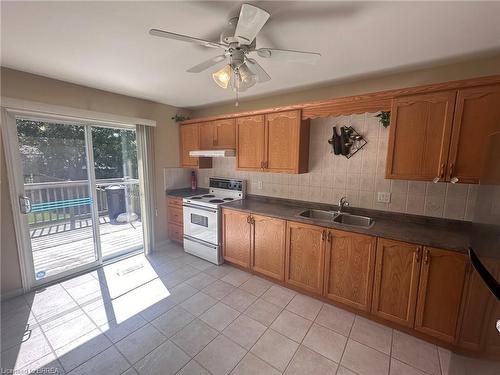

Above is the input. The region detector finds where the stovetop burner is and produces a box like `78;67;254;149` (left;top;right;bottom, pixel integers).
202;194;215;198
223;198;234;201
190;196;203;200
209;199;225;203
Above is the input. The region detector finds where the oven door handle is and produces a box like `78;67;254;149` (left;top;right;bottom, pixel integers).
184;235;219;250
182;203;218;213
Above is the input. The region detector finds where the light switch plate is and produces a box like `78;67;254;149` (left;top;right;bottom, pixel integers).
257;180;263;189
377;192;391;203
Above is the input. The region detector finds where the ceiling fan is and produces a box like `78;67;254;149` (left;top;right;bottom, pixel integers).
149;3;321;102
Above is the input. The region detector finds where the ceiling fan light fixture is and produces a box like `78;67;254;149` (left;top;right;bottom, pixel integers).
212;64;232;89
235;63;257;91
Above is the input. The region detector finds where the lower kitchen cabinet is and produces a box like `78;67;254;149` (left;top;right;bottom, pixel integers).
324;230;376;312
167;196;183;244
457;263;497;351
414;247;469;343
222;209;251;268
251;214;286;281
285;221;325;295
372;238;422;327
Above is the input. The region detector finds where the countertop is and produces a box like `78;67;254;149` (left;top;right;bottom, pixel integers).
221;196;471;253
166;188;209;198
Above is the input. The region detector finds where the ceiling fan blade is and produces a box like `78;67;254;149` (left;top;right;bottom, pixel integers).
256;48;321;64
187;55;227;73
246;58;271;82
234;4;270;45
149;29;225;49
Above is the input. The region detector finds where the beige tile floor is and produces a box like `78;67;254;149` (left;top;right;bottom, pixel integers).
1;242;498;375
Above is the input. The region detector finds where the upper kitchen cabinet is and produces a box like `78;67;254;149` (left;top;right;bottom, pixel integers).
386;91;456;182
236;110;310;173
447;84;500;184
180;123;212;168
386;83;500;184
265;111;310;173
199;119;236;150
236;115;266;170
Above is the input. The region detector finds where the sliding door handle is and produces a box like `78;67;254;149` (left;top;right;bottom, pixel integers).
19;196;32;214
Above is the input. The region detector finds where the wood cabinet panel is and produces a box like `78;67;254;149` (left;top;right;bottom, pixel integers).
168;222;183;243
448;84;500;184
199;122;215;150
222;209;251;268
372;238;421;327
265;110;301;173
386;91;456;181
213;119;236;149
251;214;286;281
168;206;183;225
180;124;200;167
236;115;266;170
457;263;496;351
180;123;212;168
324;230;376;311
285;221;325;295
415;247;468;343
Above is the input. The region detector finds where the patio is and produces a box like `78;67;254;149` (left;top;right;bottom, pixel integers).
31;216;143;280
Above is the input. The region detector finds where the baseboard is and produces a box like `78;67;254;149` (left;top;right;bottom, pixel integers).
1;287;24;301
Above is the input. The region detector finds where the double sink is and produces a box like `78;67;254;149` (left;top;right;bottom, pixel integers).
298;209;374;229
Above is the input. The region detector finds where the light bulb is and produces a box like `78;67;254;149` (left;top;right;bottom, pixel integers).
212;65;232;89
236;63;257;91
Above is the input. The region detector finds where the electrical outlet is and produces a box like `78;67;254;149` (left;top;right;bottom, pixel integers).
257;180;263;189
377;192;391;203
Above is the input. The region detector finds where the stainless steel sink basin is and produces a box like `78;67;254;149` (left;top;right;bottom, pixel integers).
333;213;374;228
297;209;374;229
298;209;337;221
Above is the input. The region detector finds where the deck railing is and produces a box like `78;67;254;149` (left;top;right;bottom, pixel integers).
25;178;140;228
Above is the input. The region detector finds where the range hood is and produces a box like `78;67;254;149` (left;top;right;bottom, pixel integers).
189;149;235;157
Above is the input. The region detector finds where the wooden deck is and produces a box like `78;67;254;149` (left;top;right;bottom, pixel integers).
30;216;143;279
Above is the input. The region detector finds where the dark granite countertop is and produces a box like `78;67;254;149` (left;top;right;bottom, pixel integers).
221;196;471;253
166;187;209;198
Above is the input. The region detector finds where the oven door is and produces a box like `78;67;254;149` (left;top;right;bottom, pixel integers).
183;203;219;245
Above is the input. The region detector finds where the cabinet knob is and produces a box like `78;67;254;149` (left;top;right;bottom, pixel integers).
327;231;332;242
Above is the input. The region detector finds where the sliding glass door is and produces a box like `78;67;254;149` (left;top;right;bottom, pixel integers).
91;126;144;259
13;116;145;286
17;119;99;281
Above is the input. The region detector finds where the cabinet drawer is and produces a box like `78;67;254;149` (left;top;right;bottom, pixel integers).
168;222;183;243
168;206;183;224
167;196;183;208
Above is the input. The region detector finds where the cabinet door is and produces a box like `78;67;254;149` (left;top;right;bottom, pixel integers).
457;264;496;351
386;91;456;181
415;247;468;343
236;115;266;170
447;84;500;184
213;119;236;149
180;124;200;167
324;230;376;312
285;221;325;295
372;238;421;327
265;110;301;173
199;122;215;150
251;214;286;281
222;209;251;268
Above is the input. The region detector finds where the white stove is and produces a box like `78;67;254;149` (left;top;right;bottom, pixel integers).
183;177;246;265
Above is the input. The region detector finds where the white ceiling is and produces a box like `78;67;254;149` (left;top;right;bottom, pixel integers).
2;1;500;109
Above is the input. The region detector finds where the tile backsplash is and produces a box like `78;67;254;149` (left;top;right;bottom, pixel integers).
164;167;192;190
195;112;477;221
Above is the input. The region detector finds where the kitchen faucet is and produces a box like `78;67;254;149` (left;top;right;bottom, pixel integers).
337;196;349;215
